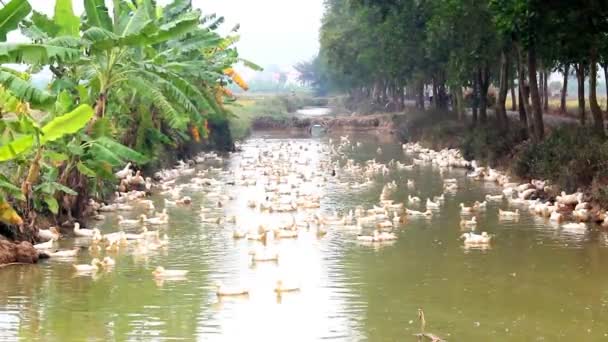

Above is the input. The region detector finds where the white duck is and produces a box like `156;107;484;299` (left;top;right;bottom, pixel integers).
498;209;520;218
485;194;503;202
73;258;101;272
117;215;141;227
460;203;474;214
153;266;189;278
460;217;477;229
49;248;79;258
274;280;300;293
38;227;60;241
461;232;492;244
115;163;132;179
73;223;100;238
34;238;56;250
215;281;249;296
408;195;421;204
562;222;587;230
426;198;440;210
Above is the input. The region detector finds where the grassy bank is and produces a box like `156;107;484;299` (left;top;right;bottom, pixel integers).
228;95;327;140
400;110;608;206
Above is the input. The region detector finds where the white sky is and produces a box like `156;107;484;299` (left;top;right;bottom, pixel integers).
17;0;323;68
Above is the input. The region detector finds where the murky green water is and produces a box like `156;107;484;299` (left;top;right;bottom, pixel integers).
1;130;608;341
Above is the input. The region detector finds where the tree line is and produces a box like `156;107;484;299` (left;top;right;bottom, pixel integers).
316;0;608;140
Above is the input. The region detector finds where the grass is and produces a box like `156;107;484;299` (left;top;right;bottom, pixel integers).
227;94;323;140
505;95;608;116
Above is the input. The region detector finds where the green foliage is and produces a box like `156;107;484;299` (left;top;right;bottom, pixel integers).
0;0;32;42
513;127;608;192
53;0;79;37
0;104;93;161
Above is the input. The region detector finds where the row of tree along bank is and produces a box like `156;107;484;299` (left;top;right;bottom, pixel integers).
316;0;608;140
0;0;256;243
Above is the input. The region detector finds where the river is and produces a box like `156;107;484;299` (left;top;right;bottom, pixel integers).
0;130;608;341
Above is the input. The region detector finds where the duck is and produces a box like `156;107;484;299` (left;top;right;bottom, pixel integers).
407;180;415;189
141;210;169;225
460;217;477;229
461;232;492;244
460;203;474;214
357;230;380;242
233;229;248;239
473;201;487;210
406;209;433;218
117;215;141;227
426;198;440;210
115;163;132;179
562;222;587;230
498;209;520;218
73;258;101;272
408;195;421;204
215;281;249;296
101;256;116;268
200;213;221;224
550;211;564;223
556;191;582;206
38;227;60;241
73;223;101;238
153;266;189;278
485;194;503;202
274;280;300;293
49;248;80;258
250;249;279;262
34;238;56;250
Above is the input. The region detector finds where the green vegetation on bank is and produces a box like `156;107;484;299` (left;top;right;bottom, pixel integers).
228;95;326;139
0;0;257;239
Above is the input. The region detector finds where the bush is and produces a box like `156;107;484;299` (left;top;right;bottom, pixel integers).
512;127;608;192
461;120;528;166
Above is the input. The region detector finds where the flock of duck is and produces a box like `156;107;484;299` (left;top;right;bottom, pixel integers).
31;133;604;294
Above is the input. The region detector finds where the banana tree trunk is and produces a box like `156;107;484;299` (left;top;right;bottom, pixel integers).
589;44;604;137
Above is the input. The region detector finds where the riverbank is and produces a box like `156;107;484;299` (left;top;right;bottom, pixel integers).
398;109;608;210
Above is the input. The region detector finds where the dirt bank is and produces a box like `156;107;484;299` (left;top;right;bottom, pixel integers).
252;113;401;133
0;240;41;265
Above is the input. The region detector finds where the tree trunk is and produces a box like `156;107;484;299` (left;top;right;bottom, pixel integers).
496;49;510;130
538;69;544;109
543;70;549;112
453;85;464;120
477;66;490;124
510;77;517;111
560;64;569;113
516;46;528;125
417;81;425;110
431;78;438;108
527;45;544;141
575;63;586;124
472;74;479;125
602;63;608;111
589;44;604;137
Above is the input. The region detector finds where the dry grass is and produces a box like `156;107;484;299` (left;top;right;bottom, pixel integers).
505;94;608;117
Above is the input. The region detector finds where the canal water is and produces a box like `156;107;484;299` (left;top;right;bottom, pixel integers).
0;131;607;341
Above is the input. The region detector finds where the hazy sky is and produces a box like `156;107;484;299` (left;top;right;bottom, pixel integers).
16;0;324;68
